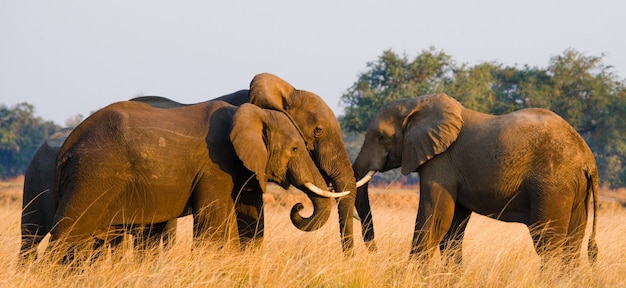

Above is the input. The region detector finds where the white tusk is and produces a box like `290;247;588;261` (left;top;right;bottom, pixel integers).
304;182;350;198
353;210;361;221
356;170;376;187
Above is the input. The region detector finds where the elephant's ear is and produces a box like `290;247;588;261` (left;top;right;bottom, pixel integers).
230;103;268;192
249;73;297;111
401;94;463;175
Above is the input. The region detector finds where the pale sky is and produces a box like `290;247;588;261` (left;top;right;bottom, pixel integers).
2;0;625;126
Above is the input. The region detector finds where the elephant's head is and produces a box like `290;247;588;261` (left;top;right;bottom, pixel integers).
352;93;464;249
248;73;357;252
230;103;348;231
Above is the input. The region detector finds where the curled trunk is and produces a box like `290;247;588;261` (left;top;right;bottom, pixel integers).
290;190;332;231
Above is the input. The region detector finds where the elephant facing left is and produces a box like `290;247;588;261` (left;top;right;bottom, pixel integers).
47;101;347;264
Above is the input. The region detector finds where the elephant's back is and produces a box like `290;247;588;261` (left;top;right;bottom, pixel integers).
454;107;596;189
506;108;594;158
130;96;188;108
66;100;232;144
56;101;234;185
211;89;250;106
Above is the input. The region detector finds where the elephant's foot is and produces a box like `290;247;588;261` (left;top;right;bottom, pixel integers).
365;240;378;252
18;249;39;265
341;238;355;257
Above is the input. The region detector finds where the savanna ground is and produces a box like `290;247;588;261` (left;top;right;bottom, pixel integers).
0;177;625;287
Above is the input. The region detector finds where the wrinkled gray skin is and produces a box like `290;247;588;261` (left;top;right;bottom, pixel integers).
130;94;270;246
353;93;599;266
48;101;339;263
139;73;357;254
20;98;205;263
20;98;181;263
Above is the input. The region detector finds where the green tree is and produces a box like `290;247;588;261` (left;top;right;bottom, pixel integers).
547;49;612;133
445;63;554;115
543;49;626;187
444;62;498;113
340;47;455;132
0;103;60;178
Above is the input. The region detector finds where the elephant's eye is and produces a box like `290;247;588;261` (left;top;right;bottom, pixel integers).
376;133;384;143
291;146;298;153
314;127;323;137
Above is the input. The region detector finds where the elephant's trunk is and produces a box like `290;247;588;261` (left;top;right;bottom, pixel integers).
290;191;332;232
313;145;358;254
332;176;357;254
353;159;378;252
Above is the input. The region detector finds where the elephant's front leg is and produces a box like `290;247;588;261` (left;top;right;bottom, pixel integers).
410;185;456;261
192;184;239;249
233;184;264;250
439;205;471;266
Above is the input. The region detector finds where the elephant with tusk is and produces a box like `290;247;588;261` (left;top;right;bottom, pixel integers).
353;93;599;267
47;100;347;263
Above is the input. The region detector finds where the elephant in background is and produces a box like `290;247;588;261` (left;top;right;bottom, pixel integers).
48;101;346;263
21;128;73;261
353;93;599;266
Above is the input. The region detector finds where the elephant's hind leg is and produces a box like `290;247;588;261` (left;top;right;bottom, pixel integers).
46;233;93;265
528;187;574;265
561;200;589;266
46;206;111;264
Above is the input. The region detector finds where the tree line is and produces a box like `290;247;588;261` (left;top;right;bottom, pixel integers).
340;47;626;189
0;103;60;178
1;47;625;188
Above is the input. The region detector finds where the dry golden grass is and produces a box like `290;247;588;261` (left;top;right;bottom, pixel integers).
1;181;625;287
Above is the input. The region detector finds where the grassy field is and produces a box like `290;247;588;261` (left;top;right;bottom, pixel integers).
1;178;625;287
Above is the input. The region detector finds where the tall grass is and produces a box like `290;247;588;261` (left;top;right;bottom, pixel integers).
0;186;625;287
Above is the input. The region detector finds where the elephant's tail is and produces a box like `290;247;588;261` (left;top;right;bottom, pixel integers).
585;168;599;264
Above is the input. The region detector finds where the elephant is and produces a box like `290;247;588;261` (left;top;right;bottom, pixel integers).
47;100;347;263
21;128;73;262
213;73;357;253
20;130;175;263
352;93;599;266
19;96;227;263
